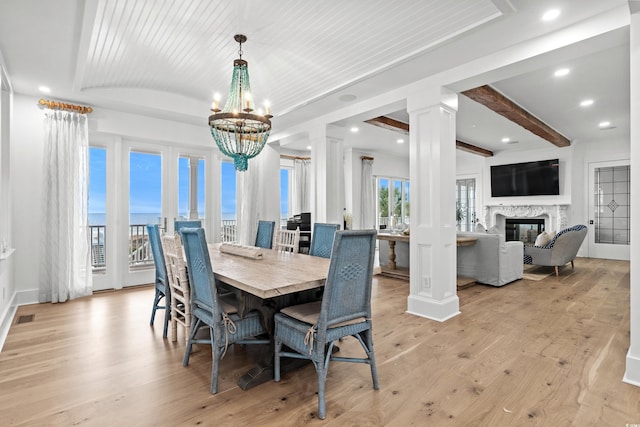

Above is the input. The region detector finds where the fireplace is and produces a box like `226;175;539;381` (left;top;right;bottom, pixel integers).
505;218;545;244
484;204;569;237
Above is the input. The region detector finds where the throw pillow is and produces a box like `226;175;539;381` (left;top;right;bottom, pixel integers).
534;231;553;247
487;226;501;235
475;223;486;233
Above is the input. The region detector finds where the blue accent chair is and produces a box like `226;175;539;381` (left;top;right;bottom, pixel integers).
309;223;340;258
255;220;276;249
180;227;270;394
147;224;170;338
274;230;379;419
174;220;202;233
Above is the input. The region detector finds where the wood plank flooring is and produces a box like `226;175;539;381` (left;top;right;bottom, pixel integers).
1;257;639;426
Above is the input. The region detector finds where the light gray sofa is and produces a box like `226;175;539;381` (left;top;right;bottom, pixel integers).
523;225;587;276
457;231;524;287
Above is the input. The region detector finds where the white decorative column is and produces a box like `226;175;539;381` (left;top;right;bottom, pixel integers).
309;125;344;225
406;87;460;321
624;0;640;387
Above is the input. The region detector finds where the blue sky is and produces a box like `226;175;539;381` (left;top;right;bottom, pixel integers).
89;147;287;220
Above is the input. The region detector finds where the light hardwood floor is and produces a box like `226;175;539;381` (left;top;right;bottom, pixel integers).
1;258;638;426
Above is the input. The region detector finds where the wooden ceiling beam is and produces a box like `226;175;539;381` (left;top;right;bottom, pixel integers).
364;116;493;157
364;116;409;134
461;85;571;147
456;140;494;157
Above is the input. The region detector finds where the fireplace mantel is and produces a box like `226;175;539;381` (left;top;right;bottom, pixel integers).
484;204;569;233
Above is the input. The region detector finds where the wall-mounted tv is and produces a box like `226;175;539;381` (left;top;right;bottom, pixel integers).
490;159;559;197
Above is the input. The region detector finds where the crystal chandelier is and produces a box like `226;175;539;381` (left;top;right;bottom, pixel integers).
209;34;272;171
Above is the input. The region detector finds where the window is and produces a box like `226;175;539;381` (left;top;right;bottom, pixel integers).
376;176;410;228
89;147;107;272
221;160;237;241
178;156;205;220
280;166;292;226
456;178;476;231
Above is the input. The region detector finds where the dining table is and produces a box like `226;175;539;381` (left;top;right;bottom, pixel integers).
207;243;331;390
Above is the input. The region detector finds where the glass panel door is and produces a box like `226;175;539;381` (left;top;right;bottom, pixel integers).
588;160;630;260
456;178;476;231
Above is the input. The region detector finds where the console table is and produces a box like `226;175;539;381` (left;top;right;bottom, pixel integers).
376;233;409;280
377;234;478;287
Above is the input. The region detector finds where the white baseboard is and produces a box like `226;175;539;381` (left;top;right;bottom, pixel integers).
0;291;17;352
0;288;39;352
623;352;640;387
16;288;38;306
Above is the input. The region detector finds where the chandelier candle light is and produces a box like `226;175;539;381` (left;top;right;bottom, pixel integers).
209;34;273;171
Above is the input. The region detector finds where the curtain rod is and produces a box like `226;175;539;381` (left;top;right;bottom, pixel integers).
280;154;311;161
361;156;374;161
39;99;93;114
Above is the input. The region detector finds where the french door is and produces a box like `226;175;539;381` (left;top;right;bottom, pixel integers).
91;138;214;290
587;160;630;260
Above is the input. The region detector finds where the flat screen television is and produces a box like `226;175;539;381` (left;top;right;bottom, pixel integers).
490;159;559;197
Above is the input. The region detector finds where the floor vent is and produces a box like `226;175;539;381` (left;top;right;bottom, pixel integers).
16;314;35;324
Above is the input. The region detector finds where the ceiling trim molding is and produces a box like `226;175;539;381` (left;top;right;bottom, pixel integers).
461;85;571;147
365;115;493;157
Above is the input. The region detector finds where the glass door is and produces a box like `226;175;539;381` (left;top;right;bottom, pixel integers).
588;160;630;260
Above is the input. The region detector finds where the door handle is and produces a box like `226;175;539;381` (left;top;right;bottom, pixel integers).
589;220;594;225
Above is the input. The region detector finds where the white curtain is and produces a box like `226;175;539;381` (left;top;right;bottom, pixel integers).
237;158;260;246
360;158;375;229
39;110;92;303
292;159;310;214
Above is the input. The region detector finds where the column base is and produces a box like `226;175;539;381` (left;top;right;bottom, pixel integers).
623;351;640;387
406;294;460;322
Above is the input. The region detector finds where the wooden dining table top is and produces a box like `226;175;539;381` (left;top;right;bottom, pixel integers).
207;243;331;300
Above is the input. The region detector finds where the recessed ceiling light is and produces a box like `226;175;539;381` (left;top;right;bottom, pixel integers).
306;145;312;150
580;99;594;107
501;137;510;143
554;68;570;77
38;85;51;93
339;94;357;102
396;138;405;144
542;9;560;22
599;121;611;128
350;126;359;133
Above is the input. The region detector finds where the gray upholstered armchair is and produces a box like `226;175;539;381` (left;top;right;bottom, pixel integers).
523;225;588;276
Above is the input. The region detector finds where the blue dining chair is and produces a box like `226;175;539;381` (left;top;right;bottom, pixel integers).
255;220;276;249
309;223;340;258
147;224;170;338
174;220;201;233
274;230;379;420
180;227;270;394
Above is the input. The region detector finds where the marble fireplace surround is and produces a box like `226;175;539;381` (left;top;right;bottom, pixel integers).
484;204;570;235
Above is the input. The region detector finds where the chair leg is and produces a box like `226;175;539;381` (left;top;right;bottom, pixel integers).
183;318;202;367
274;339;282;382
316;365;329;420
365;331;379;390
210;331;221;394
162;299;170;339
150;289;161;325
571;260;575;269
555;266;559;276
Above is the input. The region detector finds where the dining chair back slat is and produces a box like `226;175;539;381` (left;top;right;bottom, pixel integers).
147;224;170;338
309;223;340;258
274;228;301;253
161;232;191;343
174;220;202;233
255;220;276;249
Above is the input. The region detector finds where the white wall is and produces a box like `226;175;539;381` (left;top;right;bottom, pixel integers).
0;65;15;349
